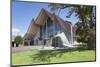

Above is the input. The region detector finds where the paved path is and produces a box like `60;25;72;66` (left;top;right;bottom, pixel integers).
12;46;54;53
12;46;39;53
12;45;85;53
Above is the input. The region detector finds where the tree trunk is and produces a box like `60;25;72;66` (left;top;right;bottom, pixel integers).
87;38;95;50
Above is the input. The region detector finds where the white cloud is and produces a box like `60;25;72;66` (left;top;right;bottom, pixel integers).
12;28;25;37
12;28;20;36
20;33;25;37
12;28;25;41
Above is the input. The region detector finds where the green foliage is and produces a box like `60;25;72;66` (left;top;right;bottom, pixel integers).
49;4;96;49
15;35;23;45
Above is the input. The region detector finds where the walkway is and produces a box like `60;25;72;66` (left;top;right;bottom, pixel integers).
12;46;55;53
12;45;83;53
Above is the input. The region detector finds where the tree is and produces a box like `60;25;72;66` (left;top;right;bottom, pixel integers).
49;4;96;49
75;6;96;49
15;35;23;45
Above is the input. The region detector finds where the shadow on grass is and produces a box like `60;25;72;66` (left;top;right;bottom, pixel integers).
30;48;87;63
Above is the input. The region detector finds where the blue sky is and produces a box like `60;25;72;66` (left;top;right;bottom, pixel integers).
12;1;79;36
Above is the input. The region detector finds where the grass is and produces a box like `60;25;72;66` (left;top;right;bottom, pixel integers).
12;49;96;66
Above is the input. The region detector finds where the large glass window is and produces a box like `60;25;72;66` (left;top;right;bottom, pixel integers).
40;17;62;39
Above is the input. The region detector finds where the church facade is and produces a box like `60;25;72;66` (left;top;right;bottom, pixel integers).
23;8;76;47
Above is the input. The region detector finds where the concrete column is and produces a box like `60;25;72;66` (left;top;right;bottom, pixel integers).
45;20;47;46
71;25;73;45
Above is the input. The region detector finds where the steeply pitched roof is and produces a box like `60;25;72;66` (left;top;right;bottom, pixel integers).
24;8;72;40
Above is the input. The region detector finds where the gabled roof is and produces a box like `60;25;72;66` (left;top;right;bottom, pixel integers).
24;8;72;40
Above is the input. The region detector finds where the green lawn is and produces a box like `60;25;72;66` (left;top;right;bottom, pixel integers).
12;49;96;65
